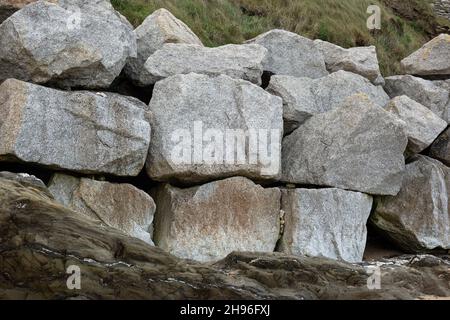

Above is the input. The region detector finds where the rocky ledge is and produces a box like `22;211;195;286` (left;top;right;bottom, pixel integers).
0;173;449;300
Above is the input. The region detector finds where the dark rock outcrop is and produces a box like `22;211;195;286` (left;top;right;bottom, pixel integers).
0;173;449;300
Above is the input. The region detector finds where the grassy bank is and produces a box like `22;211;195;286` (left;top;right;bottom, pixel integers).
111;0;450;75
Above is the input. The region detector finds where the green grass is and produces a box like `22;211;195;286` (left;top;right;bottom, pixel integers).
111;0;448;76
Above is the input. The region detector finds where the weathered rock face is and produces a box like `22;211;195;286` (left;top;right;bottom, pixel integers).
0;0;36;24
372;155;450;252
1;174;449;300
142;43;267;85
48;173;155;245
429;127;450;166
0;0;136;89
152;177;281;262
279;188;373;263
124;8;203;86
314;40;384;85
385;96;447;155
146;73;283;184
282;94;408;195
0;79;151;176
384;75;449;122
401;34;450;77
245;29;328;79
267;70;390;133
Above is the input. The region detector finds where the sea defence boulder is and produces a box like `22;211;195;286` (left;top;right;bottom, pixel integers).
0;79;151;176
282;94;407;195
385;95;447;155
146;73;283;184
124;8;203;86
384;75;449;122
0;0;136;88
246;29;328;79
314;39;384;85
48;173;156;245
152;177;281;262
267;70;389;133
279;188;373;263
142;43;267;85
372;155;450;252
401;34;450;78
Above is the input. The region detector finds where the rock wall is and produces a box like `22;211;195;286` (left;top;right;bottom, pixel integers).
0;1;449;299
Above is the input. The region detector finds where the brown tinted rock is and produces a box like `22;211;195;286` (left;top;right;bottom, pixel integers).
152;177;281;262
48;173;156;245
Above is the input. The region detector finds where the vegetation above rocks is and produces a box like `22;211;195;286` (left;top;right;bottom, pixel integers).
111;0;450;76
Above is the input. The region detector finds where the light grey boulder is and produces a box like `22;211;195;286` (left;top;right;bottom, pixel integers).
146;73;283;184
124;8;203;86
0;0;137;89
433;79;450;92
401;34;450;77
152;176;281;262
372;155;449;252
48;173;155;245
0;79;151;176
384;75;449;122
279;188;373;263
429;127;450;166
267;70;390;133
282;94;408;196
245;29;328;79
314;39;384;85
385;95;447;155
142;43;267;85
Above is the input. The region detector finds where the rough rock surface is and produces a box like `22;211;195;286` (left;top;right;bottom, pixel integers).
401;34;450;77
384;75;449;122
282;94;408;195
429;127;450;166
385;95;447;155
48;173;155;245
143;43;267;85
0;0;136;88
314;39;384;85
0;0;36;23
0;174;449;300
124;8;203;86
280;188;373;263
0;79;151;176
372;155;450;252
245;29;328;79
152;177;281;262
146;73;283;184
267;70;390;133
